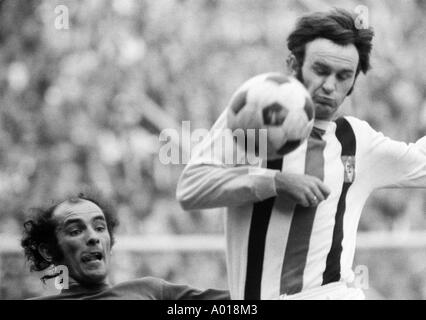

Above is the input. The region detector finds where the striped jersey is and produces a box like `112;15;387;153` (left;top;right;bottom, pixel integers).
176;109;426;300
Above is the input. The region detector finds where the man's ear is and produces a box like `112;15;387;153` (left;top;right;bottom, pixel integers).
286;54;299;76
38;244;53;264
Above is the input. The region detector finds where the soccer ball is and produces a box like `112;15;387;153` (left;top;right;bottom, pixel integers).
226;72;315;160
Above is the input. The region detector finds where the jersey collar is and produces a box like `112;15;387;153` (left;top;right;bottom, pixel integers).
314;119;336;135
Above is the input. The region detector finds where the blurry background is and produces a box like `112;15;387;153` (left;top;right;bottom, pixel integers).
0;0;425;299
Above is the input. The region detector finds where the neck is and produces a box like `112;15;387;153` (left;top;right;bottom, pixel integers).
67;276;111;291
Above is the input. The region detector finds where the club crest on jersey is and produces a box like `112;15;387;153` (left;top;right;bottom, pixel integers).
342;156;355;183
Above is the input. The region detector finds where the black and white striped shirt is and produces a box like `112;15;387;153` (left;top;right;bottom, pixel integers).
177;109;426;299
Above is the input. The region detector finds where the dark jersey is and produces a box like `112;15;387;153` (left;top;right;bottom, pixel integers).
30;276;229;300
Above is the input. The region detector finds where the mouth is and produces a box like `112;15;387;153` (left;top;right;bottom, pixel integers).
81;251;104;264
314;96;335;108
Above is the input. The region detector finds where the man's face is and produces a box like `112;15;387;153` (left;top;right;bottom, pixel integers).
297;38;359;120
52;199;111;286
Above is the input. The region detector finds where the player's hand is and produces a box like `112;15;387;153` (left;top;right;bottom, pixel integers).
274;172;330;207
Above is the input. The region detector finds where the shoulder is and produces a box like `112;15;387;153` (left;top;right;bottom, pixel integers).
113;277;183;300
340;116;378;134
340;116;371;131
114;276;166;290
115;277;230;300
338;116;383;143
27;294;58;300
26;290;84;300
106;277;167;300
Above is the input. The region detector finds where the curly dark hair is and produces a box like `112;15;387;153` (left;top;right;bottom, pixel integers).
287;8;374;93
21;191;119;272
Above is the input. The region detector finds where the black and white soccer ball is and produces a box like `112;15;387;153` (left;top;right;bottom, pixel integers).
226;72;315;159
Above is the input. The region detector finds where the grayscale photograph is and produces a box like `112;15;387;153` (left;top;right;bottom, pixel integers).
0;0;425;305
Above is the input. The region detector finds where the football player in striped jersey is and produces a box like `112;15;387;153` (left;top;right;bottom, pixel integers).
177;8;426;300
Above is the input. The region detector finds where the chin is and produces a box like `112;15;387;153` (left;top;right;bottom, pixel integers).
87;268;107;278
315;109;335;121
78;268;108;285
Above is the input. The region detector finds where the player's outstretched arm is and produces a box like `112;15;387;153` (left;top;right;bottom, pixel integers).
349;117;426;189
177;162;278;210
176;110;279;210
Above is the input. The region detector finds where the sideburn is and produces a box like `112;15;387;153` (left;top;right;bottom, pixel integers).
295;66;304;84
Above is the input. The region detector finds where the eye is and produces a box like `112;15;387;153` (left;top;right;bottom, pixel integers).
337;73;353;81
69;229;82;236
313;66;329;76
95;225;106;232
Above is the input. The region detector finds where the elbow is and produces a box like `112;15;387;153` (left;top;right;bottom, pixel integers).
176;189;192;211
176;164;217;210
176;175;198;211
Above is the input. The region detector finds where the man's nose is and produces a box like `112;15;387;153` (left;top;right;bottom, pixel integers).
86;228;100;246
321;75;336;94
